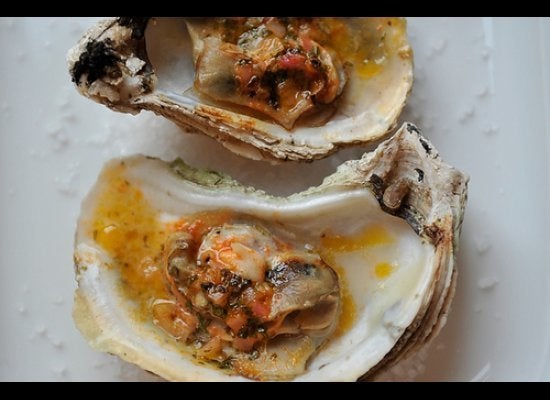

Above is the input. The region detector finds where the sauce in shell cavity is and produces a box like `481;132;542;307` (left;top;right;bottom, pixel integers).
87;163;344;379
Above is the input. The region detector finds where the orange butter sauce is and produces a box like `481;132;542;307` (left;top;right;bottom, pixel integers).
318;17;407;80
86;162;407;341
89;162;168;320
319;224;397;337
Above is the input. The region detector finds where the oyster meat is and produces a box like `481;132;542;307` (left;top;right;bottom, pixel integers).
73;123;468;381
68;17;413;161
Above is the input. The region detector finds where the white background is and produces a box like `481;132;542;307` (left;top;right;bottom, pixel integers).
0;17;549;381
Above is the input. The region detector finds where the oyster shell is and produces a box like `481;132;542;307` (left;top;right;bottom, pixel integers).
73;123;468;381
67;17;413;161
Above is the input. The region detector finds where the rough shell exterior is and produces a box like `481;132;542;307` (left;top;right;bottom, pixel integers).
73;123;468;380
67;17;413;162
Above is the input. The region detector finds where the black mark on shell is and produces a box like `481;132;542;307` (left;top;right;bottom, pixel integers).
369;174;385;199
406;123;421;135
419;137;432;154
118;17;150;40
415;168;424;182
368;173;424;236
71;39;120;85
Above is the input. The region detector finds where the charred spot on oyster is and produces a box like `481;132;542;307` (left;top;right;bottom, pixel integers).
186;17;348;130
155;222;340;379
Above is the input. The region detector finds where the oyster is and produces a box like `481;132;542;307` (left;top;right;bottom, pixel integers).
73;123;468;381
67;17;413;161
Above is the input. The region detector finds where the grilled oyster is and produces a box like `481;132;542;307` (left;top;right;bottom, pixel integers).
67;17;413;161
73;123;468;381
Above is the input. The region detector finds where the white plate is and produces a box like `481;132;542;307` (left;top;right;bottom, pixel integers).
0;17;549;381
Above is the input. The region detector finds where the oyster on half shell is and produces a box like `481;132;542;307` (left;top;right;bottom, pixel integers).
67;17;413;161
73;123;468;381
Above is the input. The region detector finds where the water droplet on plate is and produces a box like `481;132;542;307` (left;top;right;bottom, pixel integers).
52;296;64;306
15;51;27;63
458;106;475;123
49;337;65;350
433;38;447;53
48;127;71;151
52;364;68;378
483;124;499;136
476;86;489;98
17;303;28;315
474;234;492;254
477;276;499;290
35;324;47;337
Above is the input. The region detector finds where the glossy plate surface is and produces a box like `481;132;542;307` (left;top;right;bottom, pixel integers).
0;17;549;381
